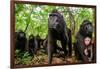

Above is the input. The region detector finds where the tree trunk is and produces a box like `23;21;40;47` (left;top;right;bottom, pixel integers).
67;7;75;35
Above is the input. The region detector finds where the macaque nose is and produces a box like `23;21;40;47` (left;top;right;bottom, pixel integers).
88;26;93;33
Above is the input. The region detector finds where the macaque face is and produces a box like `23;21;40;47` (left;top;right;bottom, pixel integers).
48;12;64;33
84;37;91;46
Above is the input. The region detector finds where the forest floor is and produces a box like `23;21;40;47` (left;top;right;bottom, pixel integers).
31;50;78;65
15;48;79;66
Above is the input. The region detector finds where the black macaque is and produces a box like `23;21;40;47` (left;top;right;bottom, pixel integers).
28;35;43;56
28;35;35;56
75;20;93;62
35;35;43;50
47;10;72;64
43;28;72;55
15;30;27;53
42;37;48;53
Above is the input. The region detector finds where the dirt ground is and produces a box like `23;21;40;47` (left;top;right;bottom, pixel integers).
15;49;79;66
28;50;78;65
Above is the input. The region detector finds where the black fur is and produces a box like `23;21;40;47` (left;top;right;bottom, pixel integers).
47;10;72;64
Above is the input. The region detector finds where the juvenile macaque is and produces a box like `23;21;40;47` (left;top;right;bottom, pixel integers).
83;37;93;62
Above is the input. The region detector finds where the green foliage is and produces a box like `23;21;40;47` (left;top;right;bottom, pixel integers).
15;4;94;39
15;50;32;65
15;49;47;65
